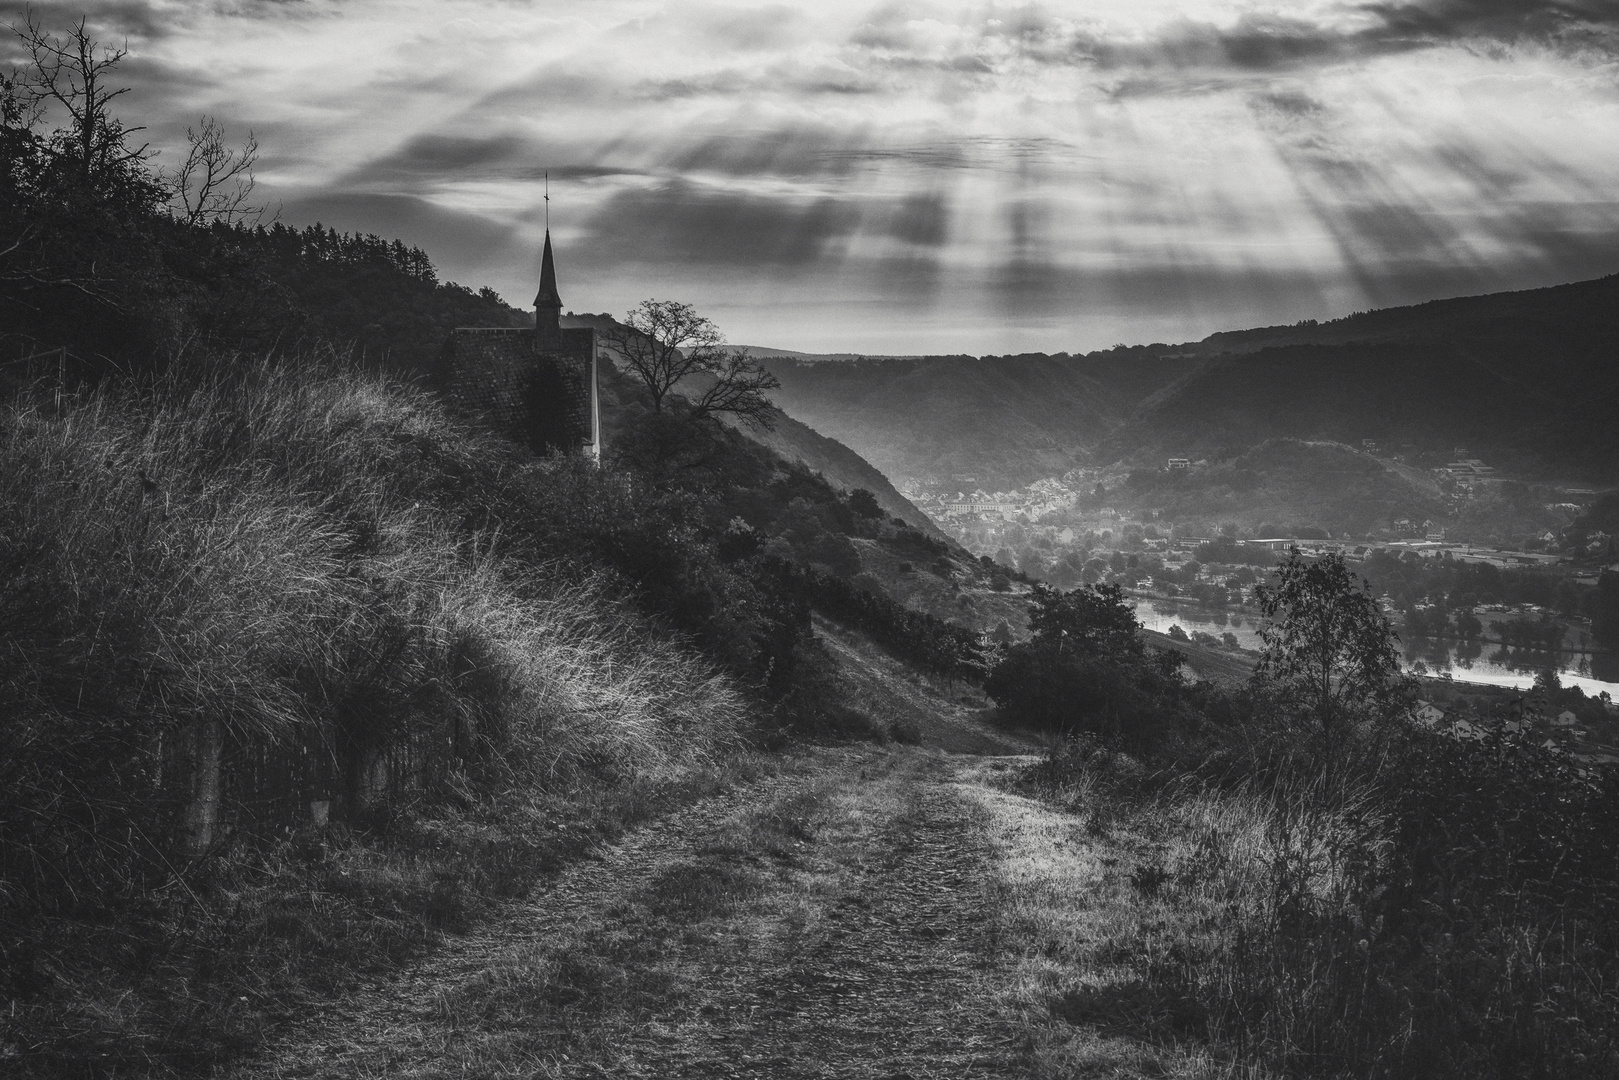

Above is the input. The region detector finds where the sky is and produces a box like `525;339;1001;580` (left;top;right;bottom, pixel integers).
8;0;1619;354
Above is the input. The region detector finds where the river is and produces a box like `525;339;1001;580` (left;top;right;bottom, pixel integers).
1130;596;1619;699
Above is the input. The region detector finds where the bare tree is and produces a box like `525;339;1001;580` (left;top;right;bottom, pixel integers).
12;13;154;195
2;16;160;307
168;115;261;225
602;299;780;428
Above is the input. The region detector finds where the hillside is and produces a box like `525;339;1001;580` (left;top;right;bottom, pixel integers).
758;349;1191;490
1112;273;1619;478
727;409;948;540
578;318;943;538
749;272;1619;490
1;89;1016;1067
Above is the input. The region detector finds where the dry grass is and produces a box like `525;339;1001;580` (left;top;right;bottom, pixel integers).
978;746;1375;1077
0;354;755;1073
966;757;1244;1079
984;736;1619;1080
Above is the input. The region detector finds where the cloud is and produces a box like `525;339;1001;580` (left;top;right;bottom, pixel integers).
669;125;873;178
1047;0;1619;88
687;3;808;51
12;0;1619;354
580;178;861;268
883;191;951;246
0;0;174;42
1365;0;1619;48
348;133;539;186
1081;14;1363;74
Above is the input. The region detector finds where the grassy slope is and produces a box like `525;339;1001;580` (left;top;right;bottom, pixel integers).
0;358;757;1073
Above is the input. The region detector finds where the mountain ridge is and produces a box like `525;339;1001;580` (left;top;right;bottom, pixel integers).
753;271;1619;489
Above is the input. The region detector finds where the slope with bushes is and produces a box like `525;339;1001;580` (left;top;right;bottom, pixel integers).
988;552;1619;1079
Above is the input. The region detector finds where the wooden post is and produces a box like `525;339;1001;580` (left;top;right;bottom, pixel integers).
180;717;224;859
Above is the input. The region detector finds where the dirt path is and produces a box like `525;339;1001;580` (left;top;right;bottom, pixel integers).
224;748;1047;1079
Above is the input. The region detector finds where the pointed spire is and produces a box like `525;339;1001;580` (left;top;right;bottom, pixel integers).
534;229;562;347
534;230;562;311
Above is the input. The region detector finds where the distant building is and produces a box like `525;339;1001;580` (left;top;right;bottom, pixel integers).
1413;701;1446;728
438;232;599;459
945;500;1019;516
1245;538;1301;552
1167;458;1191;470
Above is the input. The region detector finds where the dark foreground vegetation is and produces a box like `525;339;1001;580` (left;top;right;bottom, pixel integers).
994;551;1619;1078
0;21;1002;1073
0;344;995;1073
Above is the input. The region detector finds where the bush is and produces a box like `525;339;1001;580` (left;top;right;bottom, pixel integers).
986;583;1200;751
1024;685;1619;1078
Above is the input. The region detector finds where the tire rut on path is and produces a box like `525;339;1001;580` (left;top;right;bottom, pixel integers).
226;748;1033;1079
624;752;1024;1078
224;747;862;1078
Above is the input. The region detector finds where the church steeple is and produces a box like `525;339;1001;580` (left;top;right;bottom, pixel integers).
534;230;562;349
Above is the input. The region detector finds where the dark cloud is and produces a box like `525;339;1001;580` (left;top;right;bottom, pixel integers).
670;126;871;178
1431;141;1532;199
1256;88;1327;119
883;191;950;247
340;131;649;199
479;69;627;112
579;179;858;269
1091;14;1356;72
1057;0;1619;88
1364;0;1619;48
633;71;752;101
349;133;534;186
0;0;174;43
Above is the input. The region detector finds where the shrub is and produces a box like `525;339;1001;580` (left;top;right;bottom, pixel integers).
986;583;1199;751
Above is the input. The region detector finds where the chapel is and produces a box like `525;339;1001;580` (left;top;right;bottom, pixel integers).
438;231;600;458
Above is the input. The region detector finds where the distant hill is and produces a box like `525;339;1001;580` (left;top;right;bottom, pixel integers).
737;347;888;363
753;272;1619;488
760;349;1191;490
1113;273;1619;479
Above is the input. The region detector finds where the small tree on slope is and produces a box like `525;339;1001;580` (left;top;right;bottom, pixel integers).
601;299;780;428
1251;548;1408;764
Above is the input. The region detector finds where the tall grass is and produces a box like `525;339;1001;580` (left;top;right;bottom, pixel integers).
1024;734;1619;1078
0;354;747;910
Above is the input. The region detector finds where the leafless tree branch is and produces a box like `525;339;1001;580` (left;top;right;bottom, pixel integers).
600;299;780;427
167;115;261;225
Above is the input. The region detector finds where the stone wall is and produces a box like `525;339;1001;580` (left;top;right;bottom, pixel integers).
439;326;596;454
